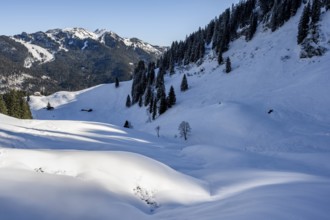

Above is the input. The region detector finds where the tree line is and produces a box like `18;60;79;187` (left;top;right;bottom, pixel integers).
0;90;32;119
156;0;330;72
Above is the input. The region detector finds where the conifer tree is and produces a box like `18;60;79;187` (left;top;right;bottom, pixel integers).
115;77;120;88
152;99;157;120
158;94;167;115
225;57;232;73
167;86;176;108
311;0;321;25
138;96;143;107
144;86;153;107
4;90;20;118
46;102;54;110
297;3;311;44
131;60;146;104
149;96;154;114
180;74;188;92
218;52;224;65
247;13;258;41
0;95;8;115
126;95;132;108
19;97;32;119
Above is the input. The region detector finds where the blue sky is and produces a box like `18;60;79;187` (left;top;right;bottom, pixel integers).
1;0;239;46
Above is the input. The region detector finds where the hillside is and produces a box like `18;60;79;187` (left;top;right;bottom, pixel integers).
1;1;330;220
30;5;330;152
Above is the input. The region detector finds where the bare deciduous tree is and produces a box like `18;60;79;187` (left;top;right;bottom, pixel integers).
178;121;191;140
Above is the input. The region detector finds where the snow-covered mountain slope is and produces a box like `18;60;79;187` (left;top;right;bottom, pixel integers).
1;5;330;220
30;7;330;152
11;37;55;68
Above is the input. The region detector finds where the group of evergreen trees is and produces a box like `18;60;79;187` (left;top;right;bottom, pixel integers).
297;0;322;44
156;0;314;73
0;90;32;119
127;60;187;120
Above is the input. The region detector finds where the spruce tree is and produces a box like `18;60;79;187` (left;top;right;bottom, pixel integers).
180;74;188;92
115;77;120;88
247;13;258;41
144;86;153;107
126;95;132;108
297;3;311;44
225;57;232;73
4;90;20;118
0;95;8;115
152;99;157;120
158;94;167;115
138;96;143;107
218;52;224;65
167;86;176;108
149;97;154;114
311;0;321;25
19;97;32;119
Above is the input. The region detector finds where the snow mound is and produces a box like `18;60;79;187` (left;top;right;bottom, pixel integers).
0;148;209;208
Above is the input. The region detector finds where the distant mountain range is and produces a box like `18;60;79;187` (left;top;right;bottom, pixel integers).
0;28;166;93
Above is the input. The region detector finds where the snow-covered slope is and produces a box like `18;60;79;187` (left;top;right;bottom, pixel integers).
30;7;330;152
1;5;330;220
11;38;54;68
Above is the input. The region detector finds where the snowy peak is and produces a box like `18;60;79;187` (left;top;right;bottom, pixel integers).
62;27;99;40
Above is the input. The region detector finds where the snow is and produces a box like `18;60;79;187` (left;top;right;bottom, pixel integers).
11;37;54;68
1;6;330;220
123;38;163;55
63;27;99;40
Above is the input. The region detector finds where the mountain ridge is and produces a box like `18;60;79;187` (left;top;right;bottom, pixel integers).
0;27;167;93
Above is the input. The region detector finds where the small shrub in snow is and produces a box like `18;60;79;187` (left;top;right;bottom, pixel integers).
133;186;158;210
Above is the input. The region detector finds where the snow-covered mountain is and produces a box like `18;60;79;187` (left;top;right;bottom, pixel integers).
1;1;330;220
0;27;166;93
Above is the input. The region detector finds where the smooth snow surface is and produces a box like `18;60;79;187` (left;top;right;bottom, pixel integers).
1;7;330;220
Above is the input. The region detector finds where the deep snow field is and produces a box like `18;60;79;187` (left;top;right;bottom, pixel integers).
1;7;330;220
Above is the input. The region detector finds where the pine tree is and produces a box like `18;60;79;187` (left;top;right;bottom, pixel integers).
46;102;52;110
218;52;224;65
131;60;146;104
167;86;176;108
158;94;167;115
19;97;32;119
225;57;232;73
326;0;330;10
0;95;8;115
144;86;153;107
311;0;321;25
297;3;311;44
4;90;21;118
123;120;131;128
126;95;132;108
115;77;120;88
247;13;258;41
149;96;154;114
180;74;188;92
138;96;143;107
152;99;157;120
